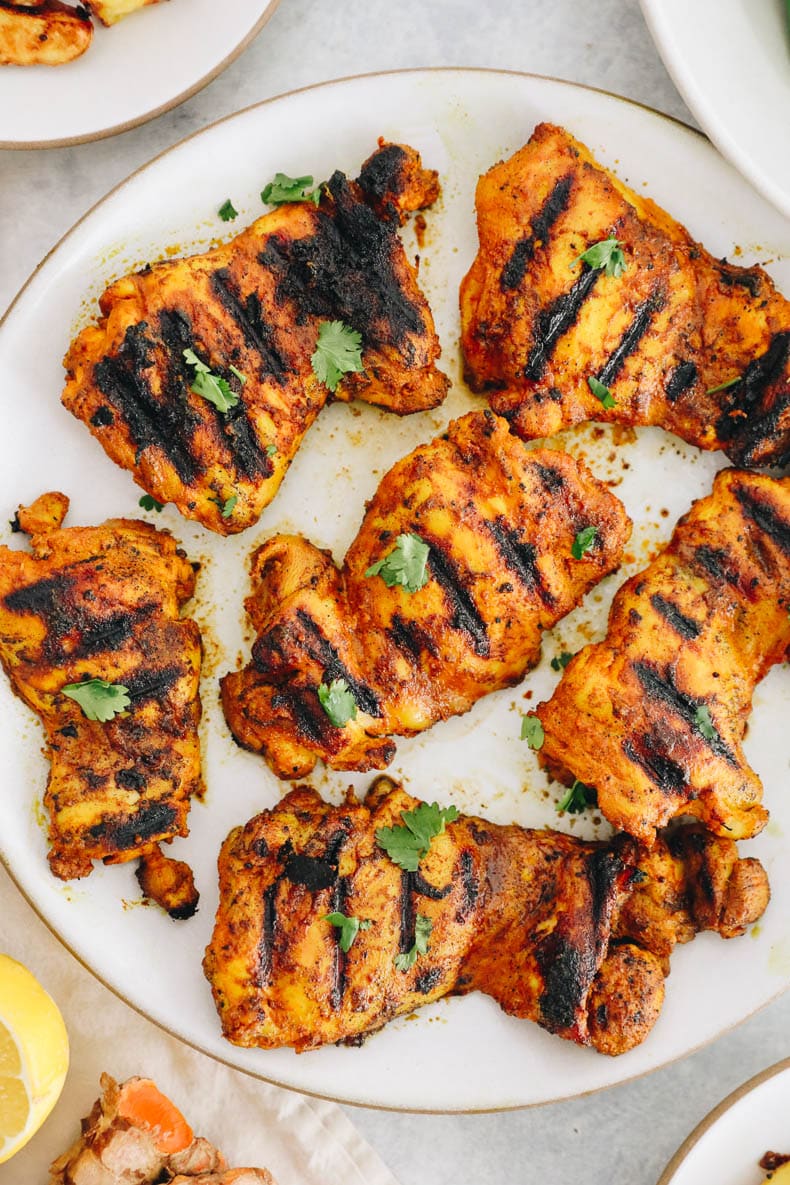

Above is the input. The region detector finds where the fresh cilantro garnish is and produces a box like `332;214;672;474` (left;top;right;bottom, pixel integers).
264;444;277;457
571;526;598;559
210;494;237;519
394;914;432;972
317;678;358;727
323;912;372;953
62;678;131;723
365;533;430;594
588;376;616;409
229;365;247;385
218;199;238;222
261;173;322;206
694;704;718;741
551;651;574;672
520;715;544;750
311;320;364;392
572;236;627;277
706;376;741;395
557;780;597;814
138;494;164;512
375;801;459;872
183;348;240;413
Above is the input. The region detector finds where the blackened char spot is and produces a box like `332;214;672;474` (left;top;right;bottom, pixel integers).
90;800;177;849
4;573;72;617
524;266;601;381
596;290;665;387
294;610;382;717
414;967;442;995
65;611;136;658
58;723;78;739
533;463;565;494
538;937;585;1033
94;323;201;484
623;735;687;795
90;406;114;427
283;826;348;890
259;172;425;351
500;174;573;291
456;850;478;922
717;266;763;297
210;269;289;381
632;662;736;765
116;768;146;791
425;541;490;658
357;144;407;207
735;485;790;556
665;361;697;403
484;517;555;607
650;593;701;639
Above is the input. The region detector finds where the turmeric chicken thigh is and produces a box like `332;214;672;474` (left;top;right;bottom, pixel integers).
461;123;790;468
534;468;790;844
0;493;202;910
220;410;630;777
204;779;768;1056
63;142;448;535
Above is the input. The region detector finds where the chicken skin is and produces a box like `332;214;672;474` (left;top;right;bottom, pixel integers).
203;779;768;1056
461;123;790;469
0;493;202;911
62;142;448;535
533;468;790;844
220;410;631;778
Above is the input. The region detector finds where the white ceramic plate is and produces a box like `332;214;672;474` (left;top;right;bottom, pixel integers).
640;0;790;219
658;1058;790;1185
0;0;280;148
1;69;789;1112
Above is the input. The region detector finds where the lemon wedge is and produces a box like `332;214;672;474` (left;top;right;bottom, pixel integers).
0;954;69;1164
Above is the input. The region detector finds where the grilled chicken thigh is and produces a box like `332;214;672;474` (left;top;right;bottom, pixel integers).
220;410;630;777
533;468;790;845
0;493;202;911
461;123;790;468
63;143;448;535
204;779;768;1056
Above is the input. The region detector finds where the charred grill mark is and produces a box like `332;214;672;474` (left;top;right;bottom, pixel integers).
632;661;737;765
123;665;183;703
259;173;425;351
456;850;479;922
116;768;146;791
89;800;177;848
500;174;573;291
735;485;790;556
411;872;452;900
399;870;415;953
425;541;490;657
533;462;566;494
283;826;348;890
294;610;382;717
271;689;330;744
665;360;697;403
716;332;790;457
538;936;585;1033
596;291;665;388
258;883;278;985
4;573;72;618
587;850;624;939
387;612;439;662
649;593;701;640
623;735;687;795
484;517;555;607
692;545;741;590
210;269;289;381
329;877;348;1010
717;267;763;297
94;323;201;483
524;266;601;381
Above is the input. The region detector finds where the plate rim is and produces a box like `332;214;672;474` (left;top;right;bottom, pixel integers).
638;0;790;221
656;1056;790;1184
1;66;786;1114
0;0;282;151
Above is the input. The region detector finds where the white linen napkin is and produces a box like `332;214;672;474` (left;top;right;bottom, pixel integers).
0;867;401;1185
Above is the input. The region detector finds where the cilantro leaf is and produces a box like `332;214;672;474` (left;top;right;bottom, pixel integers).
62;678;131;723
261;173;322;206
557;779;597;814
706;376;741;395
311;320;364;392
551;651;574;672
183;348;240;413
317;678;358;727
218;199;238;222
520;715;544;750
138;494;164;512
210;494;237;519
572;236;627;277
694;704;718;742
264;444;277;457
375;801;459;872
323;912;372;953
394;914;432;972
229;365;247;385
365;533;430;593
571;526;598;559
588;376;617;409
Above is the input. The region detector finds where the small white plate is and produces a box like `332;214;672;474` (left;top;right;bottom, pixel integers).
659;1058;790;1185
0;69;789;1111
640;0;790;219
0;0;281;149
